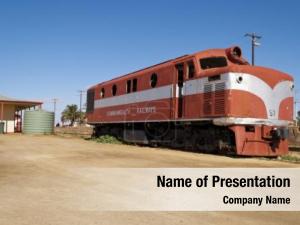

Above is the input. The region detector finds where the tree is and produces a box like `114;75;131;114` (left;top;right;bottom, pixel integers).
61;104;81;126
297;111;300;126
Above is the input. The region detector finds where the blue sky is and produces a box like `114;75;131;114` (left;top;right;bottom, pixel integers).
0;0;299;121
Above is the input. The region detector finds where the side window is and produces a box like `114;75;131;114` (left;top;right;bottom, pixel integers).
150;73;158;88
126;80;131;93
100;88;105;98
187;62;195;78
200;57;227;70
112;84;117;96
132;78;137;92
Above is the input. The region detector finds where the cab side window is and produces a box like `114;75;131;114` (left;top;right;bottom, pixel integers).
200;57;227;70
187;61;195;78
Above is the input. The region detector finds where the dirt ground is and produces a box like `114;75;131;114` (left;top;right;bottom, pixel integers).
0;134;299;225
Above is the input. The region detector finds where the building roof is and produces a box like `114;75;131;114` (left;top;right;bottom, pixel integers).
0;94;43;110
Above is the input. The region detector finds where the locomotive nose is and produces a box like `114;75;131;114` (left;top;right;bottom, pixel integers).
229;65;294;121
233;64;294;88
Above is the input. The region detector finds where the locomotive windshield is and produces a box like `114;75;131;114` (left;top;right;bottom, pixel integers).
200;56;227;70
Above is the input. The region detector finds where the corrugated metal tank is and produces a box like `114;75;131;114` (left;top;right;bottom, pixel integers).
23;110;54;134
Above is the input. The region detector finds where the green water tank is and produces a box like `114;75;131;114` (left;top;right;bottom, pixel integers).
23;110;54;134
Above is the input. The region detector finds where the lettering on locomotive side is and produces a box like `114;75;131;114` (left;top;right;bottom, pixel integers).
106;107;156;117
107;109;130;116
136;106;156;114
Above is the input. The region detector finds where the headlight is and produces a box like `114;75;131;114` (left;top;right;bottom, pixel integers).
236;76;243;83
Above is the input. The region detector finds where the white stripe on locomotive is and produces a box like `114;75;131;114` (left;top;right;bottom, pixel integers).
94;72;293;120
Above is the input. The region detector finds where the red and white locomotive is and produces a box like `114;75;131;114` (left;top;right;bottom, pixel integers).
86;46;294;156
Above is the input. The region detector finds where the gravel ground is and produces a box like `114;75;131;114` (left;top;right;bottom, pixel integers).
0;134;299;225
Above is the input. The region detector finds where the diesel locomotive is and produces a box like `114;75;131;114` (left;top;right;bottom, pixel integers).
86;46;294;156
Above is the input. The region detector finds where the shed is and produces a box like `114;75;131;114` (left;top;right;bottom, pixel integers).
0;95;42;133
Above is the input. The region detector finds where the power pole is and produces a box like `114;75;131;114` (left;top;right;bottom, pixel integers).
245;33;262;65
52;98;59;126
78;90;85;125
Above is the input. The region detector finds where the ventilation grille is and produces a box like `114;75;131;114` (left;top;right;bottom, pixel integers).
214;82;226;114
202;82;226;115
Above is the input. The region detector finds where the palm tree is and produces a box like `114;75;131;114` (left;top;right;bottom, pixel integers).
61;104;81;126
